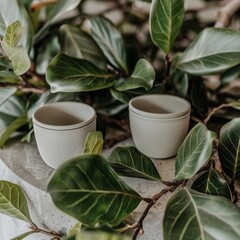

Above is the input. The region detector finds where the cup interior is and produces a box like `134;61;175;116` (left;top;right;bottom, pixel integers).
129;94;190;119
33;102;96;130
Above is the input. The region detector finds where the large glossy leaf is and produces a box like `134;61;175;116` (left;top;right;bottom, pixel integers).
0;86;17;106
59;24;107;70
48;154;142;226
1;21;31;75
191;167;232;200
110;89;134;104
46;54;117;93
0;0;33;51
164;188;240;240
177;28;240;75
108;146;161;181
82;131;103;154
219;118;240;180
149;0;184;54
34;0;81;43
0;114;28;147
175;123;217;180
115;59;155;91
90;16;128;73
0;181;31;222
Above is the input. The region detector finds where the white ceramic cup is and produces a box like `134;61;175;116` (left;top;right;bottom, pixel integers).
129;94;191;159
32;102;96;169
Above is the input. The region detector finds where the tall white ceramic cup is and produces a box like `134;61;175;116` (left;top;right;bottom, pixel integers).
32;102;96;169
129;94;191;159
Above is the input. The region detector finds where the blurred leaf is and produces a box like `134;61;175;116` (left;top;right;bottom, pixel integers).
0;181;31;222
149;0;184;54
172;69;188;97
191;167;232;200
97;100;128;116
34;0;81;43
46;54;117;93
1;21;31;75
175;123;216;180
110;89;134;104
177;28;240;75
59;24;107;70
190;77;208;115
83;131;103;154
36;36;60;74
67;223;82;238
48;154;142;226
0;114;28;147
21;129;34;143
0;71;22;83
163;188;240;240
0;56;11;70
219;118;240;180
0;86;17;106
27;90;78;118
0;0;33;51
221;64;240;86
66;231;130;240
115;59;155;91
90;16;128;73
11;231;35;240
108;146;161;181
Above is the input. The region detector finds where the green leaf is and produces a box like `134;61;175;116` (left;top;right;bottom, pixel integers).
189;77;208;115
34;0;81;43
1;21;31;75
46;54;117;93
149;0;184;54
0;70;22;83
218;118;240;180
108;146;161;181
175;123;217;180
82;131;104;154
27;90;78;118
90;16;128;73
191;167;232;200
67;223;82;238
0;86;17;106
48;154;142;226
177;28;240;75
66;231;130;240
11;231;35;240
0;0;33;51
0;114;28;147
115;59;155;91
163;188;240;240
172;69;188;97
59;24;107;70
0;181;31;222
110;89;134;104
221;64;240;86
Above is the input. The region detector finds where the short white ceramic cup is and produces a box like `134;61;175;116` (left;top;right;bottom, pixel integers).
129;94;191;159
32;102;96;169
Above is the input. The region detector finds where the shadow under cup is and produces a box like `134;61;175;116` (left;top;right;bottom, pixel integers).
32;102;96;169
129;95;191;159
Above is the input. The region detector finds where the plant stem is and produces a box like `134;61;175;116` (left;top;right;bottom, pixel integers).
29;221;62;239
131;181;183;240
203;103;230;125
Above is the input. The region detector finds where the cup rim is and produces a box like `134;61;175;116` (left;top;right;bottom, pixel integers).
129;94;191;119
32;102;96;130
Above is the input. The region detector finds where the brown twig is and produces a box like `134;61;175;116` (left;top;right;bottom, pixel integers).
215;0;240;27
131;181;183;240
29;221;62;239
203;103;230;125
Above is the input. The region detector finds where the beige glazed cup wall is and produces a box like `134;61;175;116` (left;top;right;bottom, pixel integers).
129;95;191;159
32;102;96;169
